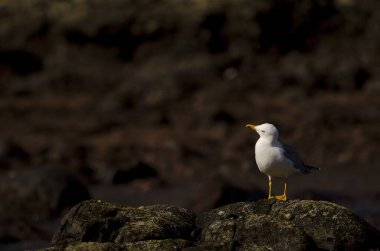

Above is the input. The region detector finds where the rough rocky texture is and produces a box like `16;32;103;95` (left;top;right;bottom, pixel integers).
42;240;189;251
49;200;195;249
196;200;380;250
41;199;380;251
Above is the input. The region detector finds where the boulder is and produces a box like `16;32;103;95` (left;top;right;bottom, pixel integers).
42;240;189;251
50;200;195;248
196;200;380;250
41;199;380;251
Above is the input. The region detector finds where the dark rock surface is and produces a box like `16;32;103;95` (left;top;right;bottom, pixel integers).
40;199;380;251
196;200;380;251
49;200;195;249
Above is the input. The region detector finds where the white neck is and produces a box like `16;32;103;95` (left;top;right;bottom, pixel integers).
258;135;278;145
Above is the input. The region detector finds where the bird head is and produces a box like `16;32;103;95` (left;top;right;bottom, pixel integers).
246;123;279;142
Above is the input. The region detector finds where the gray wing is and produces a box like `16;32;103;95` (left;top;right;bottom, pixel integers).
280;142;317;174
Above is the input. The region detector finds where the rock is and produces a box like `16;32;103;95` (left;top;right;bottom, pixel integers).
123;239;189;251
270;200;380;250
196;200;380;251
41;239;189;251
43;199;380;251
50;200;195;248
195;201;314;251
62;242;121;251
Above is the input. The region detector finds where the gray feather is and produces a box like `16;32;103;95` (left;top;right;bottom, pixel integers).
280;142;318;174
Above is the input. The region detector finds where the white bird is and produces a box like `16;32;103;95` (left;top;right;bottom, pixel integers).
246;123;318;201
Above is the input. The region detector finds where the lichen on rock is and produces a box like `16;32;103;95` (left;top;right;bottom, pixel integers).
41;199;380;251
196;199;380;251
49;200;195;249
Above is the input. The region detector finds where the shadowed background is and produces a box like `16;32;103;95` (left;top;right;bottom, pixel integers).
0;0;380;250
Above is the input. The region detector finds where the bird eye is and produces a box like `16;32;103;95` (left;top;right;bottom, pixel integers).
261;130;265;133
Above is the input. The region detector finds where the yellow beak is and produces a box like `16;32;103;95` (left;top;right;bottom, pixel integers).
246;124;256;131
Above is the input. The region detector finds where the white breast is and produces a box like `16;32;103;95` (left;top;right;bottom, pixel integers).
255;139;297;177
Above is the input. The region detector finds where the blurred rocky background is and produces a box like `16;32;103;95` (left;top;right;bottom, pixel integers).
0;0;380;250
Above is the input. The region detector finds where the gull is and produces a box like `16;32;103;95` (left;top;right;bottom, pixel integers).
246;123;318;201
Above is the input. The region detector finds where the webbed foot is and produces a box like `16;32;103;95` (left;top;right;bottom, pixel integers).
275;194;287;201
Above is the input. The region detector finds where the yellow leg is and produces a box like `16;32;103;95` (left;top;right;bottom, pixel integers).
268;176;274;199
275;179;287;201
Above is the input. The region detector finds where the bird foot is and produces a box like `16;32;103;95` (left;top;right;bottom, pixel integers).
268;195;275;200
275;194;287;201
